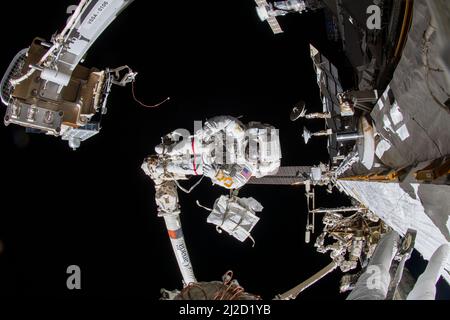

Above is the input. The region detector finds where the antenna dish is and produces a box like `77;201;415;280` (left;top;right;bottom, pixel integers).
290;101;306;121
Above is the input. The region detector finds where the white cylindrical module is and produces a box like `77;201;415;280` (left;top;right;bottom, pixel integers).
163;214;197;286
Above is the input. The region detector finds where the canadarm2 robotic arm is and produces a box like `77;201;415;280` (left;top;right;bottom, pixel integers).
142;157;197;286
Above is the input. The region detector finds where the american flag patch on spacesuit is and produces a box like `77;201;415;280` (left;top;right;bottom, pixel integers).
241;167;252;180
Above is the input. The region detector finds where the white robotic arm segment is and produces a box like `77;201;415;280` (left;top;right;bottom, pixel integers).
49;0;135;83
10;0;135;88
163;212;197;286
407;244;450;300
347;231;449;300
142;158;197;286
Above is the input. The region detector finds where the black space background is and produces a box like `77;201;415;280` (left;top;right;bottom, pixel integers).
0;0;448;301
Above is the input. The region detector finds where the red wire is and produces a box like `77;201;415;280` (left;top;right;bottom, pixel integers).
131;81;170;108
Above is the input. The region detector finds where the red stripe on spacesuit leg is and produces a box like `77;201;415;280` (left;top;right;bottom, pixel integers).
192;138;198;176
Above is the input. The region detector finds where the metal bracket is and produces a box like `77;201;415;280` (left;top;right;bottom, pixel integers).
108;66;137;87
414;156;450;182
386;229;417;300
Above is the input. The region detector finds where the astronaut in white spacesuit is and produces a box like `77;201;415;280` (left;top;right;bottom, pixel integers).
153;115;281;190
141;115;281;258
347;230;450;300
